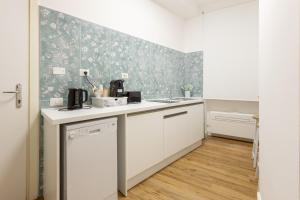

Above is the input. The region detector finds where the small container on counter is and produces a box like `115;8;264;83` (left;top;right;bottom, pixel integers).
92;97;128;108
93;85;104;97
103;87;110;97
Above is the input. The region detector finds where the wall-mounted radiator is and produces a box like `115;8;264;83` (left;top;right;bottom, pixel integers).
207;111;256;140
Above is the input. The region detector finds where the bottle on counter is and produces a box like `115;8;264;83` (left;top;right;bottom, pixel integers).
93;85;104;97
103;87;110;97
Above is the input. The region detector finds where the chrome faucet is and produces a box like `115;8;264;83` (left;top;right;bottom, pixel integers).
168;88;173;100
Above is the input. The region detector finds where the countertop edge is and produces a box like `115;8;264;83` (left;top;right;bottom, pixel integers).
41;99;204;125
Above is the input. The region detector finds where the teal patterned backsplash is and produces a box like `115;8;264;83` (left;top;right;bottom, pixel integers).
40;7;203;107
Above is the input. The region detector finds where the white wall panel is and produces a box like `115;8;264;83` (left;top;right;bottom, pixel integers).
259;0;300;199
203;1;258;101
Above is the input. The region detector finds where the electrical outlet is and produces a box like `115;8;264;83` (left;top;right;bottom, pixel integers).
80;69;90;76
121;73;129;79
52;67;65;75
50;98;64;107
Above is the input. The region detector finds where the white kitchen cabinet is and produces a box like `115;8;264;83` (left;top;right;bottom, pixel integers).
163;107;189;158
126;104;204;181
42;99;205;200
121;104;204;195
163;104;204;158
124;104;204;193
185;104;205;146
126;111;164;179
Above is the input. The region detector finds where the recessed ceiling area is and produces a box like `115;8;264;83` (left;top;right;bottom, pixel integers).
152;0;256;19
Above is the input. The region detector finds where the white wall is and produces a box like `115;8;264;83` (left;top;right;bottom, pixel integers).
203;1;258;101
183;2;260;137
183;1;259;101
259;0;300;199
38;0;185;51
183;15;204;52
205;99;258;114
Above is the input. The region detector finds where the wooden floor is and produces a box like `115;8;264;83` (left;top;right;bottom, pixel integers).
119;137;258;200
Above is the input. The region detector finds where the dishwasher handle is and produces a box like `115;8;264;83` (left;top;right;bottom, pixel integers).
68;128;102;140
88;128;102;136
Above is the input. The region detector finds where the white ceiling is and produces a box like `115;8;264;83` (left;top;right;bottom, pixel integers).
152;0;256;19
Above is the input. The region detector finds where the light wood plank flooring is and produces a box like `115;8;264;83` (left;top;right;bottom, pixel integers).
119;137;258;200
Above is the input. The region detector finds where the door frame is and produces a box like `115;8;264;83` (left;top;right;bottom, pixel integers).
28;0;40;199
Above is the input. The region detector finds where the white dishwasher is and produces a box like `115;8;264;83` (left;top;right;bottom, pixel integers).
61;118;118;200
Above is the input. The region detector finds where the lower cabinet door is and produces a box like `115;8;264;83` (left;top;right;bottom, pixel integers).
185;104;205;146
126;104;204;180
163;108;189;158
127;111;164;179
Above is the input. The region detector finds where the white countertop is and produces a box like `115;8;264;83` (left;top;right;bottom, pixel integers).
41;98;204;125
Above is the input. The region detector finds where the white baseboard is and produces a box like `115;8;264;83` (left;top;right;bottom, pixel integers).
257;192;262;200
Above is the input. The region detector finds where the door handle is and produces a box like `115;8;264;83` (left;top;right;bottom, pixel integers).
3;91;19;94
2;84;22;108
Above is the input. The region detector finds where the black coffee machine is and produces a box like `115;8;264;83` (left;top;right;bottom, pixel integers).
110;80;125;97
67;88;88;110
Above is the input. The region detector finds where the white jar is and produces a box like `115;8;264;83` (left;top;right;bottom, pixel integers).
185;91;191;98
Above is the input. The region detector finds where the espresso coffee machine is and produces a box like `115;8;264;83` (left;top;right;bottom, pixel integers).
110;80;125;97
67;88;88;110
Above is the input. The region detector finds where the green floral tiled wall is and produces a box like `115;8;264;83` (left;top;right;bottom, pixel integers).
40;6;203;106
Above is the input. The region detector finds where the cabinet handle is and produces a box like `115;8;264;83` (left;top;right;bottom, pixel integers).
163;111;188;119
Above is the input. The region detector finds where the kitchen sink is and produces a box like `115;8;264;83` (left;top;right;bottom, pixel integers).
147;97;196;104
147;99;180;103
173;97;195;101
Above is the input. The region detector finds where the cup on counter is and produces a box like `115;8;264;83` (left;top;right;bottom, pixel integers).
94;90;101;97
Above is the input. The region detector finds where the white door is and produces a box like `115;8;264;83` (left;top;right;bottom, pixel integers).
0;0;29;200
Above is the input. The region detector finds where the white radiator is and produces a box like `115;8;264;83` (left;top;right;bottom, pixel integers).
207;111;256;140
